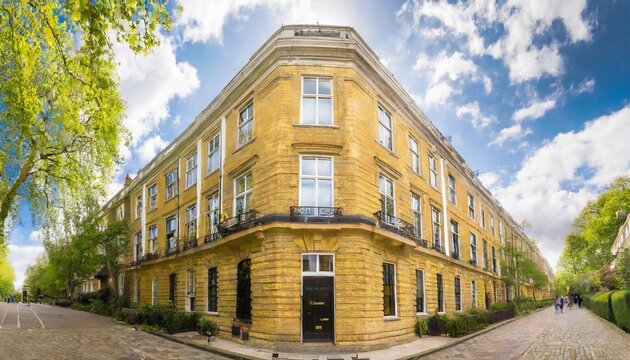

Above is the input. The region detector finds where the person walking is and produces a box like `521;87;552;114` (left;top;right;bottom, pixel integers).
567;295;574;310
559;296;565;313
577;295;583;308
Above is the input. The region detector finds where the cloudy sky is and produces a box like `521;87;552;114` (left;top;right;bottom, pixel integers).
8;0;630;289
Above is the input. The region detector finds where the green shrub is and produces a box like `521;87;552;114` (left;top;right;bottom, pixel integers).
413;318;428;337
611;290;630;332
56;299;72;307
447;313;488;337
198;317;219;336
590;291;615;322
466;308;488;315
490;302;514;311
427;314;450;336
70;303;88;311
137;304;200;334
87;299;111;316
78;288;110;305
583;294;593;309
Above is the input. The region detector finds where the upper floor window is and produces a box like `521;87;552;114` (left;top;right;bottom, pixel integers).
409;137;420;174
116;205;124;221
135;232;143;259
300;156;333;208
468;193;475;219
490;214;495;236
165;168;178;200
207;192;220;236
432;207;441;248
428;154;438;189
450;220;460;259
149;184;157;210
148;225;158;254
448;175;456;204
301;77;332;125
235;173;252;215
499;221;505;244
238;102;254;147
136;195;142;219
470;232;477;265
185;204;197;241
186;153;197;189
480;206;486;228
377;106;393;151
492;246;497;273
207;133;221;174
379;175;395;225
166;215;178;251
411;194;423;238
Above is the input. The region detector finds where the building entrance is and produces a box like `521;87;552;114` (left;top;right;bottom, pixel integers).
302;276;334;342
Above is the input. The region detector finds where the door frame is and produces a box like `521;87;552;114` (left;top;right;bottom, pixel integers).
301;253;335;344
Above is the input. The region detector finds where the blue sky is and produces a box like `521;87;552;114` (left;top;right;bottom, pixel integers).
8;0;630;289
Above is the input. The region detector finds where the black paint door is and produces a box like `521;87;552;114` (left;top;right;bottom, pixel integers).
302;276;334;342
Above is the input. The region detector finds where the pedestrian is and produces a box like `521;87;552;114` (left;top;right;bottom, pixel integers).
559;296;565;313
578;295;583;308
567;296;573;310
555;296;562;313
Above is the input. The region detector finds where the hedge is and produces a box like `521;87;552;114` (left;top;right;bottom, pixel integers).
589;291;615;322
611;290;630;332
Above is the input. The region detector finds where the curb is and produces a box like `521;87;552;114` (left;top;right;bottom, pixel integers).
144;330;266;360
398;306;551;360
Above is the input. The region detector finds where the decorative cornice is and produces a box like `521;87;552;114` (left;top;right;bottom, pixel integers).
374;156;402;179
292;143;343;156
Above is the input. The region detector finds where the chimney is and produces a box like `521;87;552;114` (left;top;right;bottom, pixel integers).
124;174;133;187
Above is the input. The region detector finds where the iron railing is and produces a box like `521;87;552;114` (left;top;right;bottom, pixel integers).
374;211;426;246
469;259;477;266
290;206;343;220
433;241;446;255
145;252;159;261
183;237;198;251
217;210;259;236
451;250;460;260
204;231;220;244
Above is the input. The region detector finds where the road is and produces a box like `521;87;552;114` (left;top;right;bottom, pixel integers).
425;306;630;360
0;302;227;359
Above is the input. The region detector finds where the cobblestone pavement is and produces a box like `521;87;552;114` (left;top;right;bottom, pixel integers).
0;303;227;360
427;306;630;360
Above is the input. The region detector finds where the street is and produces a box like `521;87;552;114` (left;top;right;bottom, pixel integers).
0;302;227;359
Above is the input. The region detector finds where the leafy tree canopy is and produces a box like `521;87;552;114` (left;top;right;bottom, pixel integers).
0;0;172;248
0;246;15;297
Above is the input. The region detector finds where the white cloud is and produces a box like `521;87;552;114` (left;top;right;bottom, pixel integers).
455;102;497;128
136;135;169;163
414;51;477;85
486;106;630;268
27;230;42;243
398;0;592;83
424;82;458;107
490;124;533;147
8;244;45;290
175;0;300;44
571;78;596;95
483;75;492;94
115;34;200;146
513;99;557;122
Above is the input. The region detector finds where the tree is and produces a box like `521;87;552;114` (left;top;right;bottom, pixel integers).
98;220;130;298
0;0;172;248
0;247;15;299
617;249;630;289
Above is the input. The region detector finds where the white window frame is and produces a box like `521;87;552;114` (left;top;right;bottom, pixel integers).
429;154;438;189
301;253;335;276
377;106;393;151
185;204;197;240
165;168;178;201
207;133;220;174
152;277;158;305
432;206;441;247
166;214;178;251
471;280;478;309
207;192;220;235
416;269;426;315
186;153;197;189
468;193;475;219
187;269;196;312
481;207;486;228
499;221;505;245
136;195;142;219
411;194;423;238
149;184;157;210
118;273;125;296
383;261;398;318
490;214;495;236
379;174;396;225
409;136;420;175
238;102;254;147
470;232;477;265
234;173;252;216
300;77;333;126
448;174;456;204
299;156;334;208
148;225;158;254
450;220;460;259
116;205;124;221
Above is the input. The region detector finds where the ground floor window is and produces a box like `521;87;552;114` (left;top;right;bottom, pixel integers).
169;273;177;306
236;259;252;321
118;273;125;296
383;263;397;317
208;268;218;312
152;277;158;305
437;273;444;312
187;270;196;312
416;270;425;313
471;280;477;309
455;276;462;311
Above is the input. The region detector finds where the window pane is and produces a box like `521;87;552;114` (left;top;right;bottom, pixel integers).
319;255;333;272
302;98;316;124
317;158;332;176
235;197;246;214
302;158;316;176
318;98;332;125
318;79;331;95
318;179;332;207
303;79;317;94
302;254;317;272
301;179;316;206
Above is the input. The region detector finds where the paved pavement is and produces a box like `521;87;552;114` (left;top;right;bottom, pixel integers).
425;306;630;360
0;302;228;360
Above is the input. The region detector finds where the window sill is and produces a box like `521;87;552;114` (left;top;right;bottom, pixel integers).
374;140;398;158
416;312;427;316
384;316;400;322
184;184;197;192
233;137;256;154
205;311;219;316
205;169;219;179
165;196;178;204
293;123;340;129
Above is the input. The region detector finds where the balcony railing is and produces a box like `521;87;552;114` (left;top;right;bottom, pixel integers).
433;242;446;255
204;231;220;244
217;210;260;236
451;250;460;260
145;252;159;261
469;259;477;266
165;236;179;257
183;237;198;251
290;206;343;222
374;211;427;246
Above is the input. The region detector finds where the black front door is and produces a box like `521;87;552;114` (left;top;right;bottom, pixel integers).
302;276;334;342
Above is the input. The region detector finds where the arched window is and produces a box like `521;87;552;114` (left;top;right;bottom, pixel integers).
236;259;252;321
152;277;158;305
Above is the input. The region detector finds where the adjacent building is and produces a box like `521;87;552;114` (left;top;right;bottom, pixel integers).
98;25;553;348
612;212;630;268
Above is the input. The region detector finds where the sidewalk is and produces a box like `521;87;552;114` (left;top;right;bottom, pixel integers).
148;315;520;360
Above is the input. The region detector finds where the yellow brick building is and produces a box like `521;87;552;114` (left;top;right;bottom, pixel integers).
99;25;553;348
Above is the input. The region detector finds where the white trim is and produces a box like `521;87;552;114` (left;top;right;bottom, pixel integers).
300;76;334;126
377;105;394;152
415;269;427;315
382;261;398;318
141;184;146;256
233;173;253;216
301;253;335;277
440;157;450;255
220;118;226;215
196;140;201;238
298;155;334;207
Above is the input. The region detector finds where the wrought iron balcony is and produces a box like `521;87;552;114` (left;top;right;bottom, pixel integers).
217;209;260;236
432;241;446;255
204;231;220;244
374;211;425;246
290;206;343;222
451;250;461;260
164;237;179;257
183;237;198;251
145;252;159;261
469;259;477;266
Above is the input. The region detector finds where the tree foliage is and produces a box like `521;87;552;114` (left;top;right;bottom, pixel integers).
501;242;548;300
0;0;172;248
558;177;630;287
0;246;15;298
617;249;630;289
